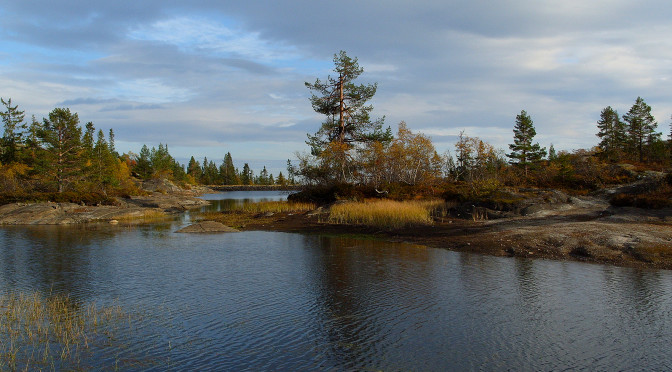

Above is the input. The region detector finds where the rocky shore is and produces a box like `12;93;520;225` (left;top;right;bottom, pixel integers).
0;179;211;225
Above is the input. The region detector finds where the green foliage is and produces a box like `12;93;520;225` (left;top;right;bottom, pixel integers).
220;152;238;185
0;97;26;164
134;145;153;179
623;97;660;163
596;106;627;161
303;51;391;183
507;110;546;176
39;108;84;192
241;163;252;185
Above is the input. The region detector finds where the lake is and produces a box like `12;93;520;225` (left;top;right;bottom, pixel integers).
1;191;671;370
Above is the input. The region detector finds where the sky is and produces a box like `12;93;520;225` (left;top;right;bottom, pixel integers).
1;1;671;173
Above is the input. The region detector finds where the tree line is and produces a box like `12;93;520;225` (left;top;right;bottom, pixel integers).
293;51;672;198
0;99;290;199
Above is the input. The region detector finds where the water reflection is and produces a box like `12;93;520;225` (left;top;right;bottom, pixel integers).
0;192;671;370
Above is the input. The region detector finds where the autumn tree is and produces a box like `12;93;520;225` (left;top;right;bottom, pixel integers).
384;122;442;186
39;108;84;192
304;50;391;182
0;98;26;164
596;106;626;161
507;110;546;177
623;97;660;163
451;131;503;193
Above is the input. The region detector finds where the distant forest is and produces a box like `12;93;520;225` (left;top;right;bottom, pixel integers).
0;98;292;202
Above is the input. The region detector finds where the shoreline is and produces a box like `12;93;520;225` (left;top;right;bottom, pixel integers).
1;185;670;270
210;198;672;271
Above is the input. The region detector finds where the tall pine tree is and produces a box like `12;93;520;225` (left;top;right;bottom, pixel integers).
305;51;391;182
507;110;546;177
40;108;83;192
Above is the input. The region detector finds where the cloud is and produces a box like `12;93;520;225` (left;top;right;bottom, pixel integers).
0;0;671;163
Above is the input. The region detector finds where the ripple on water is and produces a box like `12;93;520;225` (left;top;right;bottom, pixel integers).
1;225;672;370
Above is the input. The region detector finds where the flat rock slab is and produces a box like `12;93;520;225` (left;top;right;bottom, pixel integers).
175;221;239;233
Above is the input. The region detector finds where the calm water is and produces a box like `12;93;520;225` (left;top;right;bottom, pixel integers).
1;191;671;370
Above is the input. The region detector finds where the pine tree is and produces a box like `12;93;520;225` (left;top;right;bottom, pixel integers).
305;51;392;182
596;106;626;161
220;152;237;185
507;110;546;177
0;98;26;164
108;128;116;156
40;108;83;192
187;156;202;183
134;145;153;179
276;171;287;186
94;129;117;191
150;144;173;178
241;163;252;185
548;144;557;161
623;97;659;163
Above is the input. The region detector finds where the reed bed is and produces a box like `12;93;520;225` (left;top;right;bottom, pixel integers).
0;291;129;370
326;199;446;229
115;209;170;222
231;201;316;213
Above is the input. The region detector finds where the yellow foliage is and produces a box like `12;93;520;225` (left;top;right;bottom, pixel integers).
0;162;30;192
327;199;444;229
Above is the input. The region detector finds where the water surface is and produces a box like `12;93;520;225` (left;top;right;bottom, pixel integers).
0;192;671;370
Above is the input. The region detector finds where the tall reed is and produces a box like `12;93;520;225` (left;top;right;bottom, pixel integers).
233;201;316;213
326;199;445;229
0;291;129;370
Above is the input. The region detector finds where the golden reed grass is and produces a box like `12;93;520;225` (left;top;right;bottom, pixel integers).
0;291;129;370
326;199;446;229
233;201;316;213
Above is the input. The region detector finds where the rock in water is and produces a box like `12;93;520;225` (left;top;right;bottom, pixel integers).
175;221;239;233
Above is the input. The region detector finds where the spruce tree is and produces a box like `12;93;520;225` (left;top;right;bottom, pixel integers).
220;152;237;185
507;110;546;177
241;163;252;185
623;97;659;163
596;106;626;161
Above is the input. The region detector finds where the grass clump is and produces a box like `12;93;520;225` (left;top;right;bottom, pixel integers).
115;209;170;222
326;199;445;229
0;291;130;371
198;201;316;229
232;201;316;213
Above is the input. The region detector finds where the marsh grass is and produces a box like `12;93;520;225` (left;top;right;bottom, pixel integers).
197;201;316;229
116;209;170;222
325;199;447;229
0;291;130;370
230;201;316;213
